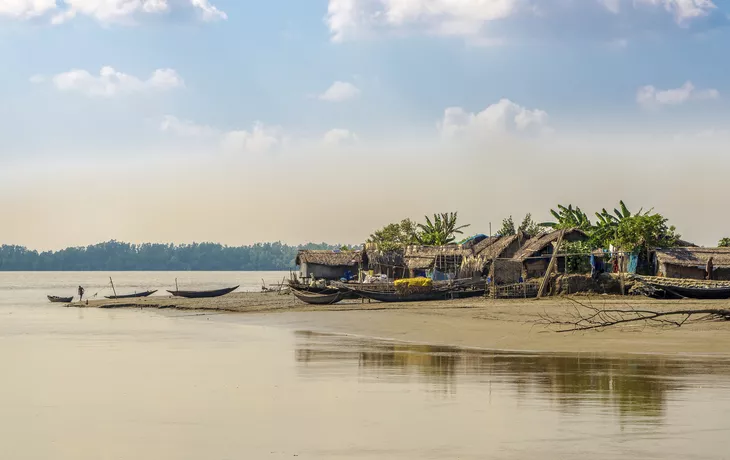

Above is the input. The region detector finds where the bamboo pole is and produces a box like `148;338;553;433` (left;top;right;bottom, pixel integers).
109;277;117;298
537;229;565;299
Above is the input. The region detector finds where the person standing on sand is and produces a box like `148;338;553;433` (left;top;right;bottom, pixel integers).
706;257;714;281
78;285;85;301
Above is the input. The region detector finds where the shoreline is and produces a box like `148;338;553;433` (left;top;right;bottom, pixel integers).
71;292;730;356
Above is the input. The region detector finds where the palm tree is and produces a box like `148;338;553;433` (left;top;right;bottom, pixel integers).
541;204;592;231
417;212;470;246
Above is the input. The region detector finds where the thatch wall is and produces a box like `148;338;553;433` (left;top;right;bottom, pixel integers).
404;245;470;271
491;259;523;285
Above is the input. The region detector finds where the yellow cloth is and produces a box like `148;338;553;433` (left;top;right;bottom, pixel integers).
394;278;433;288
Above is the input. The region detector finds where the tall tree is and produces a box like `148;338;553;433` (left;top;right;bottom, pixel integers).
417;212;470;246
719;238;730;248
498;216;516;236
367;219;420;252
518;213;542;238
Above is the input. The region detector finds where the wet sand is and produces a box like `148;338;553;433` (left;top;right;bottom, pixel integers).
71;292;730;356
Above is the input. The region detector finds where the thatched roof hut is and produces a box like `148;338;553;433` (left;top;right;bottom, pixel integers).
514;228;589;262
295;250;363;266
655;247;730;280
295;250;363;280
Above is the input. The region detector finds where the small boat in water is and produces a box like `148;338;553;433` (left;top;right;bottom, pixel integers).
167;286;239;299
105;290;158;300
47;295;73;303
292;289;345;305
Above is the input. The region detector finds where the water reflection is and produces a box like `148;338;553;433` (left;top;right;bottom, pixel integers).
295;331;730;421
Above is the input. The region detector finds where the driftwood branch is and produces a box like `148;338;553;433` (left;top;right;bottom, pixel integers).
538;297;730;332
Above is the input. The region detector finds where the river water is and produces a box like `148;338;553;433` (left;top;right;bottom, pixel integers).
2;272;730;459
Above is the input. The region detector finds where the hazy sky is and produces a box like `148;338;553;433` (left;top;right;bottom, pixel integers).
2;0;730;250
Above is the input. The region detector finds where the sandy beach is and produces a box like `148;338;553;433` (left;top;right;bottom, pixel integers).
69;292;730;356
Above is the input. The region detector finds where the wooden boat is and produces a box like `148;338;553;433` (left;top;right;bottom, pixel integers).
105;290;158;299
167;286;239;299
292;289;345;305
47;295;73;303
351;289;451;303
633;276;730;300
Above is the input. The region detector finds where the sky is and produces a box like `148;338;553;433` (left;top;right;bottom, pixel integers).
1;0;730;250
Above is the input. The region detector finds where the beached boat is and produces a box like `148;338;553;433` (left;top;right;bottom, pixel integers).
633;276;730;300
167;286;239;299
105;290;158;300
292;289;345;305
47;295;73;303
348;288;451;303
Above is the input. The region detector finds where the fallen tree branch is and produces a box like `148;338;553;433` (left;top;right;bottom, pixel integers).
537;297;730;332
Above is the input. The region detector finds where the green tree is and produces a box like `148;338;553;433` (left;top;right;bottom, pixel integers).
417;212;470;246
541;204;592;231
498;216;516;236
592;201;650;249
367;219;420;252
518;213;543;238
613;213;679;252
719;238;730;248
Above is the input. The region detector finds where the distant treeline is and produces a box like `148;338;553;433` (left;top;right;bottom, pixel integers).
0;241;346;271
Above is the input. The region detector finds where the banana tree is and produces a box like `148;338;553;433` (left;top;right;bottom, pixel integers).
417;212;470;246
540;204;592;231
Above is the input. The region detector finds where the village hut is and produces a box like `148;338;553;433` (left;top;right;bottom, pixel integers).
363;243;407;280
403;244;471;279
295;250;363;281
459;233;527;282
514;228;590;279
654;247;730;281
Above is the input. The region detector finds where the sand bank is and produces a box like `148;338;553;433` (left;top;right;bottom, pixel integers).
70;292;730;356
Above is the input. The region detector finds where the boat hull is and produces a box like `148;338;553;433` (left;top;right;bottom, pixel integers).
292;289;344;305
167;286;239;299
105;290;158;300
47;295;73;303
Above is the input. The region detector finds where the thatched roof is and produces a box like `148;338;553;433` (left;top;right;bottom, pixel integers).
296;250;362;267
474;232;528;260
514;228;589;262
470;236;501;255
655;247;730;268
365;249;405;268
404;244;470;270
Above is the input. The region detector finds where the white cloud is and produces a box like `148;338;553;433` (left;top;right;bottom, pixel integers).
634;0;716;24
318;81;360;102
0;0;56;18
190;0;226;21
221;123;283;154
1;0;226;24
160;115;219;137
326;0;718;41
43;66;183;97
323;129;359;146
439;98;550;139
637;81;719;107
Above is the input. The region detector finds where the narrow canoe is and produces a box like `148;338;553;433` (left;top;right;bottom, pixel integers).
105;290;158;300
48;295;73;303
167;286;239;299
292;289;344;305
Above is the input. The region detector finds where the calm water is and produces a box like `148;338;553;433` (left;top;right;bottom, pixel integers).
2;272;730;459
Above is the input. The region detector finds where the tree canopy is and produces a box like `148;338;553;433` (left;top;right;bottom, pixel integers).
0;241;344;271
368;212;470;249
720;238;730;248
